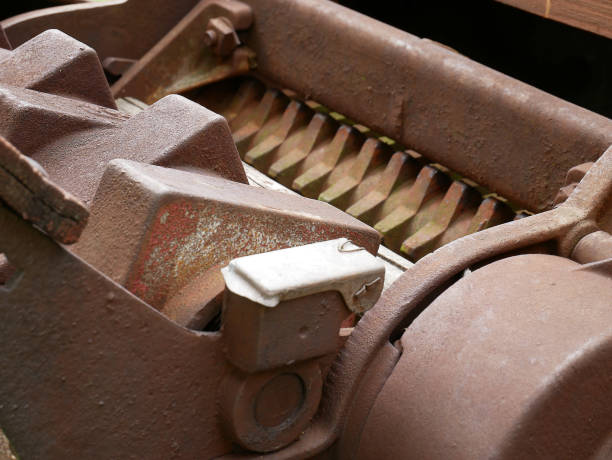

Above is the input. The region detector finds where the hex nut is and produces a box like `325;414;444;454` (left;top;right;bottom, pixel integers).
205;17;240;56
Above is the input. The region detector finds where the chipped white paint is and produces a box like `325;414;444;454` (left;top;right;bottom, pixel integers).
243;162;413;290
222;238;385;313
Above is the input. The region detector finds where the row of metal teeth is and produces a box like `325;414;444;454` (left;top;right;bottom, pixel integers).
194;78;521;261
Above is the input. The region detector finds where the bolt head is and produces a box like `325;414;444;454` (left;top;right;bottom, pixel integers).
205;17;240;56
204;29;217;47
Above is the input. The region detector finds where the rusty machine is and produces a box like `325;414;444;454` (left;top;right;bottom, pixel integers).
0;0;612;458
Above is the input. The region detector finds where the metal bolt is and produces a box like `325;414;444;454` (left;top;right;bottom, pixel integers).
204;29;217;47
204;17;241;56
254;373;305;428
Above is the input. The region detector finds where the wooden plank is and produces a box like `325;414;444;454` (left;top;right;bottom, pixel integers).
497;0;612;39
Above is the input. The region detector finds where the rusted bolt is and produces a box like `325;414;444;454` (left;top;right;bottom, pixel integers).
254;373;305;428
220;361;322;453
203;29;217;47
204;17;240;56
571;230;612;264
554;161;594;206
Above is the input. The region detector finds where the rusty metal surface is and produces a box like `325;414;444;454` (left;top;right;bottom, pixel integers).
5;0;611;214
73;159;380;309
0;194;377;458
356;253;612;459
0;28;115;108
0;31;248;206
554;161;594;205
0;24;383;458
0;136;88;244
253;145;612;460
221;360;324;453
238;159;412;288
336;342;401;460
217;243;378;454
1;1;612;458
223;290;349;373
0;85;247;206
572;230;612;264
102;56;136;78
112;0;255;103
194;78;516;260
236;0;612;213
0;24;10;49
162;264;226;329
1;0;201;62
0;203;235;459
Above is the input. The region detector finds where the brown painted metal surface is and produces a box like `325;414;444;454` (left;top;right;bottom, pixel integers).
1;0;201;61
112;0;255;104
236;0;612;213
194;78;516;261
0;136;88;244
220;360;324;453
572;230;612;264
223;291;349;373
356;253;612;460
1;1;612;459
0;30;248;207
0;84;247;206
0;29;115;108
0;24;11;49
259;145;612;460
73;159;379;309
5;0;612;214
